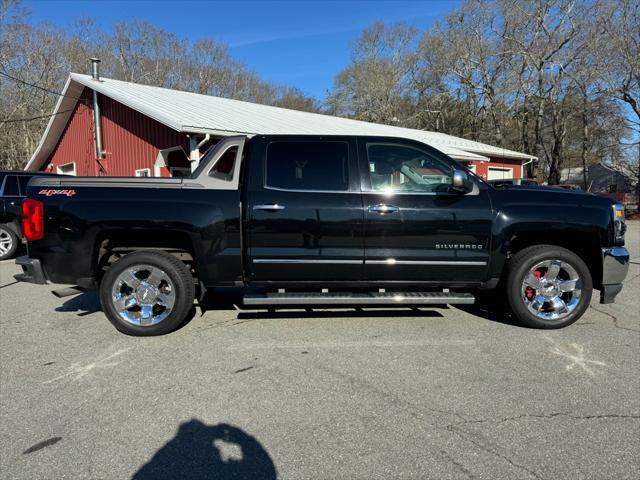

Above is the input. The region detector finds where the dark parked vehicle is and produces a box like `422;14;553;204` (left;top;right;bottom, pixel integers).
0;171;62;260
15;135;630;335
551;184;582;191
488;178;539;188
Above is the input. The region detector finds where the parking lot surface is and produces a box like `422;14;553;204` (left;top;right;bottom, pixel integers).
1;223;638;479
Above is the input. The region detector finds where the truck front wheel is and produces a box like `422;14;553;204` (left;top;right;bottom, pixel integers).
99;250;195;336
505;245;592;329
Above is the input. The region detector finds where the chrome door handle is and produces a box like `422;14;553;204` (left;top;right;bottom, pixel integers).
368;204;400;214
253;204;286;212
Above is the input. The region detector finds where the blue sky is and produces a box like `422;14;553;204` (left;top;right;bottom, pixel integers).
25;0;462;98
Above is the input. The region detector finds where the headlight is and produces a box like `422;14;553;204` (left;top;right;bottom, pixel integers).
613;204;626;243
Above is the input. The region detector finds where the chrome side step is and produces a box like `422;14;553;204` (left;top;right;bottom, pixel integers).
243;291;475;306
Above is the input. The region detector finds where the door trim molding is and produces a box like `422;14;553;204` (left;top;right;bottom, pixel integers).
252;259;486;266
366;259;487;266
252;259;363;264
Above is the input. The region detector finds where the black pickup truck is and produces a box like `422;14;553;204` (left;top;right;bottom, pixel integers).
15;135;630;335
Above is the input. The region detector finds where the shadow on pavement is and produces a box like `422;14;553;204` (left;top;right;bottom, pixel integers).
54;291;446;327
55;291;102;316
0;280;19;289
453;304;523;327
55;292;197;330
132;420;277;480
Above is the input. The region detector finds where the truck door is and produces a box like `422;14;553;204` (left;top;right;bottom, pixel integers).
358;138;493;283
245;136;364;282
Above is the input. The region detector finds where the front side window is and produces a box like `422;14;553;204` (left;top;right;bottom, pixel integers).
365;143;453;193
265;141;349;191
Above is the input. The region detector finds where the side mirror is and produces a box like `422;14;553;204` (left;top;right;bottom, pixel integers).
451;170;472;193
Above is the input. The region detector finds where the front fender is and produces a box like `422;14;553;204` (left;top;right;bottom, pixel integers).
487;201;611;282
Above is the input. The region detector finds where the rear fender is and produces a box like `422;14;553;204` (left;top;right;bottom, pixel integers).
0;216;21;237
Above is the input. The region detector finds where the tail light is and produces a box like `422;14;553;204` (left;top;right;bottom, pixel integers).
22;198;44;241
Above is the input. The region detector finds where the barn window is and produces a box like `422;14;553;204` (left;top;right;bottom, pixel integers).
57;162;76;176
135;168;151;177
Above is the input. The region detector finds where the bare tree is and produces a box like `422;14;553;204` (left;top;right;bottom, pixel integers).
326;0;634;187
326;22;417;123
595;0;640;195
0;0;321;170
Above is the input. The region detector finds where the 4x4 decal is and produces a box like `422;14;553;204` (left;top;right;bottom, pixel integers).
38;189;76;197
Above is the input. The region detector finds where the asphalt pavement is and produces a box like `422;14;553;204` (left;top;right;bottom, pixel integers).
1;223;638;479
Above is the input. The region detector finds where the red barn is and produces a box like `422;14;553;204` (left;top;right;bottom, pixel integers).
27;64;536;177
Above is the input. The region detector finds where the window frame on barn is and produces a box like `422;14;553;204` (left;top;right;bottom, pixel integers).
56;162;77;176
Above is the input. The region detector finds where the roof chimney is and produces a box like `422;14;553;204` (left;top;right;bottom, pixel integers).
90;58;101;81
89;57;104;158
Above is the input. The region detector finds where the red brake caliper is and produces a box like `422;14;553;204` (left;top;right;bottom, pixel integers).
525;270;542;300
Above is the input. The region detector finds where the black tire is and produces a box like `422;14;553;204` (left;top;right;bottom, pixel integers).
99;250;195;336
0;224;19;261
505;245;592;329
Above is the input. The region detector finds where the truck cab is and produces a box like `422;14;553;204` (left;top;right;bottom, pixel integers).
15;135;630;335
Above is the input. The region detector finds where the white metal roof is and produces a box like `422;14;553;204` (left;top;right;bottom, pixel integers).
27;74;536;171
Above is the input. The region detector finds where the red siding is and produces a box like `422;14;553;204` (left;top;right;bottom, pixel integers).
44;87;189;176
44;89;96;176
470;157;523;180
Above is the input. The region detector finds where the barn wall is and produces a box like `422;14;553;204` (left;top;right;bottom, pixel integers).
471;157;523;180
43;89;96;176
43;87;190;176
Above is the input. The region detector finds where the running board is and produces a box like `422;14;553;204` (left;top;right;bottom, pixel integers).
243;292;475;306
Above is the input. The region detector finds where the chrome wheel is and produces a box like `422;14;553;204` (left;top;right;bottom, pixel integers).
521;259;582;321
111;264;176;326
0;230;13;256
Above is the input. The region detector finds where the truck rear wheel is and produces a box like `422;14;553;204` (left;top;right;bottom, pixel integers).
0;224;19;261
99;250;195;336
505;245;592;329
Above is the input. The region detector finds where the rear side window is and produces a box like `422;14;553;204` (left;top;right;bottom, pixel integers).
265;141;349;191
210;146;238;181
2;175;19;196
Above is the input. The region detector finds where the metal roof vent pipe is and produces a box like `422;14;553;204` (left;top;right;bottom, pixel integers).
90;58;101;81
89;58;104;159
